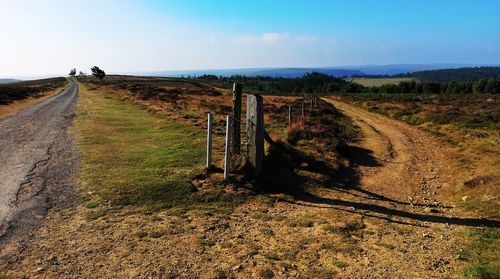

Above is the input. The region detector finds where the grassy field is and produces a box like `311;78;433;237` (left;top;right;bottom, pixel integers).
75;83;237;214
337;92;500;278
349;77;416;87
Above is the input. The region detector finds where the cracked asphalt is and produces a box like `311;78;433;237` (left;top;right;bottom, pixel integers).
0;78;78;238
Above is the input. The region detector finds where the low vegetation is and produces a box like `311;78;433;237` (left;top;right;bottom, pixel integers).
0;77;67;105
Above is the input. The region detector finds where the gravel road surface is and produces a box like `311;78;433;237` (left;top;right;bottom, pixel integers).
0;78;78;238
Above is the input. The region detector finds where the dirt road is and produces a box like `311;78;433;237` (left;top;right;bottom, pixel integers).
0;78;78;239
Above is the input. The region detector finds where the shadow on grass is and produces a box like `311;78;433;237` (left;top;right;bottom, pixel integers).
256;141;500;228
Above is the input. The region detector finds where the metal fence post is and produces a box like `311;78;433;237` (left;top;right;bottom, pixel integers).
206;113;213;169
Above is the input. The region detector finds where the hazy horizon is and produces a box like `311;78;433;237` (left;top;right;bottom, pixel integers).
1;0;499;77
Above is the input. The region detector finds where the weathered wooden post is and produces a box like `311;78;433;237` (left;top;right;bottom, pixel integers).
288;105;292;126
206;113;213;170
301;100;305;118
246;95;264;176
224;115;233;181
232;83;243;155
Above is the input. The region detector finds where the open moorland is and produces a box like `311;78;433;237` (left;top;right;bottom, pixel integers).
0;75;498;278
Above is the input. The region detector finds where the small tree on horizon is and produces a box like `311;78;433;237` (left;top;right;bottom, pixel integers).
69;68;76;76
91;66;106;80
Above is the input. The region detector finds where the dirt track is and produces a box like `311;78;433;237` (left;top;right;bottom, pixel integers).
0;78;78;241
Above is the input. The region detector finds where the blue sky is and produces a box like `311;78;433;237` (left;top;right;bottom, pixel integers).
1;0;499;77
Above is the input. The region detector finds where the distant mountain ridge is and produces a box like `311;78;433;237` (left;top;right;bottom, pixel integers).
245;68;364;78
133;63;497;78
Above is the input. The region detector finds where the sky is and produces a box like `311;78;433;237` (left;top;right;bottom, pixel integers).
1;0;499;77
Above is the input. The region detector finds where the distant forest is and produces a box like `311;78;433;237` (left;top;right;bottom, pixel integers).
199;73;365;94
397;66;500;82
197;72;500;95
365;79;500;94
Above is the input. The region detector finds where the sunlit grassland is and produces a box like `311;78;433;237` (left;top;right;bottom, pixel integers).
349;77;416;87
459;228;500;279
74;84;225;212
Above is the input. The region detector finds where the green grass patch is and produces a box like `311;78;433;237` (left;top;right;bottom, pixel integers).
87;208;108;220
459;228;500;279
75;84;228;212
85;200;100;209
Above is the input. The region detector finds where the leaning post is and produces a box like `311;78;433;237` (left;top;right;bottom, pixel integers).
206;113;213;170
224;115;233;181
232;83;243;155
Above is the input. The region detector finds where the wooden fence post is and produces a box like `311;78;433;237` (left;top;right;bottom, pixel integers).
232;83;243;155
224;115;233;181
206;113;213;170
246;95;264;176
301;101;305;118
288;105;292;126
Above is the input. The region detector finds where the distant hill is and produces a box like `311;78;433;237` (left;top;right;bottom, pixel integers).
409;66;500;82
135;64;495;78
0;79;20;84
133;67;363;78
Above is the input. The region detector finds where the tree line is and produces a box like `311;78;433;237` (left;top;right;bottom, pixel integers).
407;66;500;82
197;72;500;94
69;66;106;79
367;79;500;94
198;72;365;94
